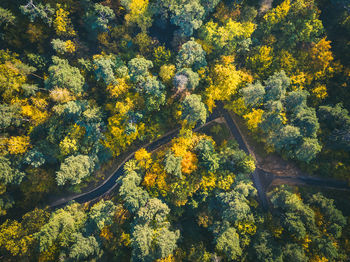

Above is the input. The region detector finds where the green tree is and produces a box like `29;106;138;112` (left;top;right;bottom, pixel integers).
85;3;115;33
176;40;207;70
241;82;265;107
56;155;95;186
0;7;15;27
181;94;207;126
128;56;153;83
170;0;205;36
174;68;199;92
45;56;85;95
20;0;54;25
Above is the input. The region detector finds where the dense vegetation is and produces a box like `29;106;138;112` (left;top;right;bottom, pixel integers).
0;0;349;261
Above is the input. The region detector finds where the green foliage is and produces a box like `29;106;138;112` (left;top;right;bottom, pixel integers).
45;56;85;95
0;7;15;27
174;68;199;92
176;40;207;70
85;3;115;33
20;0;54;25
56;155;95;186
181;94;207;126
0;156;24;185
128;56;153;83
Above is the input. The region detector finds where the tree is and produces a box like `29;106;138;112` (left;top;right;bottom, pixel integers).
252;230;283;262
0;104;22;129
128;57;153;83
293;107;319;138
205;56;245;111
51;39;76;54
270;125;302;154
214;226;242;260
68;233;100;260
20;0;54;25
53;5;76;37
45;56;85;95
164;151;182;178
119;164;150;213
159;64;176;84
85;3;115;34
93;54;116;85
23;149;46;168
241;82;265;107
138;76;166;111
7;135;31;155
170;0;205;36
264;71;290;102
200;19;255;54
173;68;199;92
195;139;220;172
0;219;34;257
0;7;15;27
0;157;24;185
121;0;153;31
36;203;86;252
56;155;95;186
176;40;207;70
285;90;309;113
131;198;180;261
181;94;207;126
87;200;116;231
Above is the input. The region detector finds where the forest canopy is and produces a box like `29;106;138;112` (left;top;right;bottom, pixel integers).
0;0;350;261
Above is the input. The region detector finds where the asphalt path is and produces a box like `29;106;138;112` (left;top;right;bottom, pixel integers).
49;107;221;209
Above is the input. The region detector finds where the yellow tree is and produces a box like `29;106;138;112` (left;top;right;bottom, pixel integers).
243;108;264;132
53;5;76;37
7;136;31;155
205;56;248;111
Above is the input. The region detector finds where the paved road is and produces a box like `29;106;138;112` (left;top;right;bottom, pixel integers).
218;103;269;210
50;103;350;211
49;108;221;209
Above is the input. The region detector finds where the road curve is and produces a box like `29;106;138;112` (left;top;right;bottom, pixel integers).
49;108;221;209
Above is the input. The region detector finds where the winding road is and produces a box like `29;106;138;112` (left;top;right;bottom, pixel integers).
49;104;350;211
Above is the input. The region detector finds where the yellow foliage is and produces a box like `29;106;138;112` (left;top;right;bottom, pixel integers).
181;151;198;174
100;226;113;241
156;254;176;262
125;0;152;31
135;148;152;169
263;0;291;26
59;137;78;156
107;78;130;98
64;40;76;53
159;64;176;84
49;87;75;103
225;98;248;116
243;108;264;131
0;51;27;101
206;56;244;111
200;172;217;192
7;136;31;155
120;232;131;247
236;221;257;235
249;45;273;77
302;235;311;250
309;37;334;81
312;84;328;100
310;256;329;262
53;6;76;36
21;104;49;126
217;173;235;191
290;72;306;90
